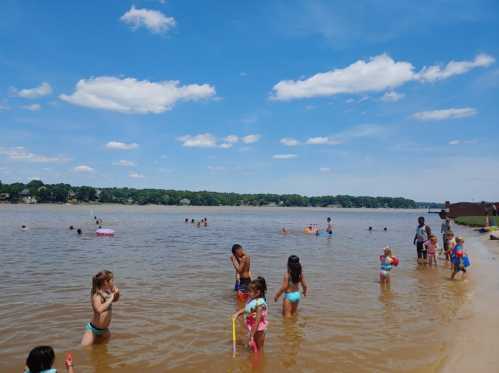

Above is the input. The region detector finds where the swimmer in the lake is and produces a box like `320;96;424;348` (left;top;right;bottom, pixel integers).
231;244;251;296
368;226;373;232
25;346;75;373
281;227;288;234
233;277;268;352
21;225;28;231
81;270;120;346
77;228;82;235
185;218;189;223
384;227;388;231
274;255;308;317
69;225;74;230
326;217;333;236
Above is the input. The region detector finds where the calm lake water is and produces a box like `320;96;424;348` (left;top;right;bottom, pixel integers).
0;205;471;372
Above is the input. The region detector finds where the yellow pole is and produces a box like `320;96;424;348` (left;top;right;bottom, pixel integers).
232;318;236;357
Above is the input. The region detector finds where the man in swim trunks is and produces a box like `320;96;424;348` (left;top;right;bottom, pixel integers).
230;244;251;295
413;216;432;264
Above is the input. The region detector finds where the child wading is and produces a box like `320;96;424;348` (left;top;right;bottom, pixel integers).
274;255;308;317
24;346;75;373
230;244;251;301
233;277;268;352
379;247;397;287
424;235;439;266
451;237;469;280
81;270;120;346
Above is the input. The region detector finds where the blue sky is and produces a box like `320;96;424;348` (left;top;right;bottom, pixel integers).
0;0;498;202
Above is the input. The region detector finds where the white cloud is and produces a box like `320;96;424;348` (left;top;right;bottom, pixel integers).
178;133;217;148
417;54;495;82
106;141;139;150
0;146;67;163
113;160;136;167
449;140;460;145
272;54;495;100
74;165;94;173
219;143;233;149
129;172;145;178
412;107;477;121
306;136;342;145
224;135;239;143
21;103;41;111
120;6;175;34
280;137;300;146
15;82;52;99
273;154;297;160
448;139;477;145
381;91;404;102
241;134;261;144
60;76;215;114
320;167;332;172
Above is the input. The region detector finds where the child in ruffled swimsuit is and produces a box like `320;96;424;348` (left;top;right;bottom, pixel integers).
81;270;120;346
379;247;394;286
424;235;439;266
233;277;268;352
274;255;308;317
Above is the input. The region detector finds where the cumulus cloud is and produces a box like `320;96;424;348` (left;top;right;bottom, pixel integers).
113;160;136;167
74;165;94;173
106;141;139;150
178;133;217;148
60;77;215;114
21;103;41;111
0;146;67;163
241;134;261;144
129;172;145;178
224;135;239;143
381;91;404;102
320;167;332;172
120;6;176;34
412;107;477;121
273;154;297;160
219;143;233;149
272;54;494;100
417;54;495;82
449;140;461;145
15;82;52;99
306;136;342;145
280;137;300;146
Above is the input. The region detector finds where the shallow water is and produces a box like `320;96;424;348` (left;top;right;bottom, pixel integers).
0;205;471;372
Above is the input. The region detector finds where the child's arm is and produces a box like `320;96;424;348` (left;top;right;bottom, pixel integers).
91;293;114;314
232;308;244;320
300;274;308;297
65;352;75;373
274;274;288;302
230;255;242;274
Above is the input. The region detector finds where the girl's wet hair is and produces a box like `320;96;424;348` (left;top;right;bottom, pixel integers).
287;255;302;284
231;243;242;255
384;246;392;257
26;346;55;373
91;270;114;295
250;277;267;299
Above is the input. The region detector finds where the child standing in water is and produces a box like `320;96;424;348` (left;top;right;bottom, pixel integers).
326;217;334;236
274;255;308;317
233;277;268;352
81;270;120;346
451;237;467;280
379;247;394;287
230;244;251;299
424;235;439;266
24;346;75;373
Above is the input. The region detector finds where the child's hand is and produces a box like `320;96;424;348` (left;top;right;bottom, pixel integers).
232;313;239;321
64;352;73;368
112;287;120;302
274;295;278;302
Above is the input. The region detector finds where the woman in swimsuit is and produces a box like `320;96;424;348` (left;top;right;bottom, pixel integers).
81;270;120;346
274;255;308;317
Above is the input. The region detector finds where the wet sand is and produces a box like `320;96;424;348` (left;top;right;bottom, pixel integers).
441;234;499;372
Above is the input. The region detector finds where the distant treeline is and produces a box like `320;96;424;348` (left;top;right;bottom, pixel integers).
0;180;442;209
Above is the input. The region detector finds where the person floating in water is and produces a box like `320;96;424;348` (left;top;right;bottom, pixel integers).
233;277;268;353
414;216;432;265
326;217;334;236
274;255;308;317
383;227;388;231
185;218;189;223
21;225;28;231
231;244;251;301
368;226;373;232
24;345;75;373
69;225;74;230
81;270;120;346
77;228;82;235
281;227;288;235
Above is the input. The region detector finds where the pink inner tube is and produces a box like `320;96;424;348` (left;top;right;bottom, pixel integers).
96;228;114;236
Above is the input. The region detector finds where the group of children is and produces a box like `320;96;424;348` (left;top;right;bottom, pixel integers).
185;217;208;227
230;244;308;352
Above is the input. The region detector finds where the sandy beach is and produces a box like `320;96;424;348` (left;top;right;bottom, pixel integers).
441;232;499;372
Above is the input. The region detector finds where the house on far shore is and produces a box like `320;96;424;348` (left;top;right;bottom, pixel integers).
67;190;78;204
179;198;191;206
0;193;10;202
20;188;37;204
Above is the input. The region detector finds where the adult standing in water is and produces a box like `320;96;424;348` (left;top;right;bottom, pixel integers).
413;216;432;264
440;218;451;253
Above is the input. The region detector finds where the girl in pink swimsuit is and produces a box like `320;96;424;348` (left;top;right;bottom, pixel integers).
233;277;268;352
424;235;439;266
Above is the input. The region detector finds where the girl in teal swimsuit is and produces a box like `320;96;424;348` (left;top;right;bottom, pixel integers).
274;255;308;317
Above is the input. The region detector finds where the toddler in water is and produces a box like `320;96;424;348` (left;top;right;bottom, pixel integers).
233;277;268;352
379;247;396;286
445;231;456;262
451;237;468;280
24;346;74;373
81;270;120;346
274;255;308;317
424;235;439;266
